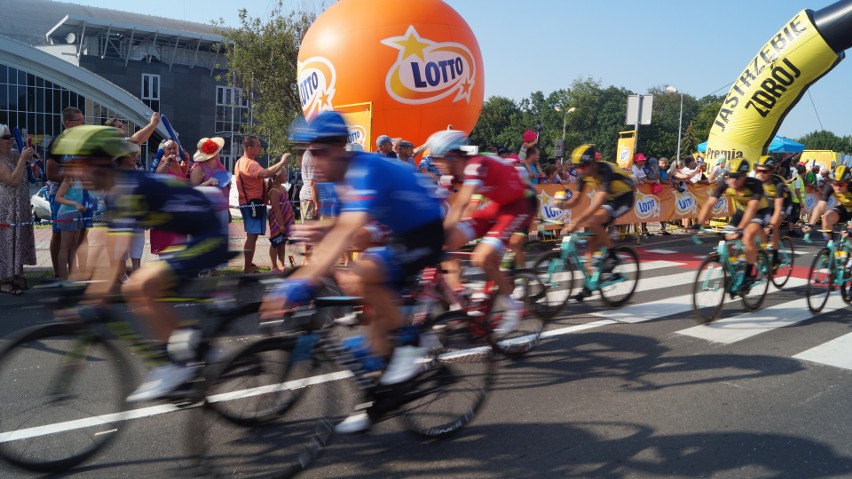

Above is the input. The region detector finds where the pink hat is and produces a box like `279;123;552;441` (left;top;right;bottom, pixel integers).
634;153;647;163
507;153;522;162
522;130;537;143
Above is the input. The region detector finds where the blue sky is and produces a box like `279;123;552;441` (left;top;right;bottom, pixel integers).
72;0;852;139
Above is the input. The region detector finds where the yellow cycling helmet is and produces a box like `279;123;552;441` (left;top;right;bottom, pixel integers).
726;158;751;177
571;144;600;166
51;125;134;161
755;155;779;170
831;164;851;183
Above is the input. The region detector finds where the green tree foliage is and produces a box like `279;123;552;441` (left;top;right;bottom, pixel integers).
795;130;852;154
214;2;317;161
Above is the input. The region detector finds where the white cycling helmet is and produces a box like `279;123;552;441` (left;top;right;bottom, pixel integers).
427;130;468;158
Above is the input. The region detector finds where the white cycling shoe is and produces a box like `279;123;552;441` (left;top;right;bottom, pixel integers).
127;362;197;402
494;296;523;335
379;345;426;385
335;412;372;434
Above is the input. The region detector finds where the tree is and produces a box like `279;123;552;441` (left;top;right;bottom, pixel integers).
795;130;852;153
214;2;317;160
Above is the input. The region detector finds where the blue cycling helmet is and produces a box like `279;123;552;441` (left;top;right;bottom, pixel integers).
290;111;349;144
428;130;468;158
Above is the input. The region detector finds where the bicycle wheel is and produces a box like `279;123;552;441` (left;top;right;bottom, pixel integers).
0;323;130;472
189;334;352;478
692;254;727;324
770;237;795;288
400;311;495;438
599;246;641;308
741;250;770;311
840;265;852;305
806;248;834;313
531;250;574;318
488;269;548;357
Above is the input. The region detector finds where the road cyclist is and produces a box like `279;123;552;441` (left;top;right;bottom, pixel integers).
752;154;796;285
694;157;771;295
259;111;446;434
551;144;637;302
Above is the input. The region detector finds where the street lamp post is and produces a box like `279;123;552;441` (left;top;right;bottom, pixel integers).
555;106;576;140
666;86;683;164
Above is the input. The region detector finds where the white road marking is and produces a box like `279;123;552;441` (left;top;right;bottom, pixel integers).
795;330;852;369
645;249;678;254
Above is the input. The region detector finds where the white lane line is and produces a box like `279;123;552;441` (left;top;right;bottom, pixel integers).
674;278;835;344
592;294;693;324
645;249;678;254
794;331;852;369
638;260;686;270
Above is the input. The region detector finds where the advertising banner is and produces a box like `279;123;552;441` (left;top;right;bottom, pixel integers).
337;102;373;152
705;9;843;165
615;131;636;170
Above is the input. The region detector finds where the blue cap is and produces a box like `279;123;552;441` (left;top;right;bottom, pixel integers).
299;111;349;143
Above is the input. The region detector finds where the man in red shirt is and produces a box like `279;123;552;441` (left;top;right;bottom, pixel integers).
430;130;534;334
234;136;286;273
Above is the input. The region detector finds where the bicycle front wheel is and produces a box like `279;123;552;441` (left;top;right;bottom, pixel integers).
599;246;640;308
770;237;795;288
806;248;834;313
0;323;130;472
741;250;770;311
531;250;574;318
692;254;727;324
189;334;350;478
401;311;495;438
840;266;852;304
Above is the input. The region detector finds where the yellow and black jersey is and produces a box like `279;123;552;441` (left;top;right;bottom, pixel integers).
762;174;792;207
712;177;770;212
576;162;635;201
821;183;852;209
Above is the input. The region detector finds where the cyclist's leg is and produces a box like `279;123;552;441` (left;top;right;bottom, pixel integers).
349;255;400;359
821;208;842;237
742;222;764;270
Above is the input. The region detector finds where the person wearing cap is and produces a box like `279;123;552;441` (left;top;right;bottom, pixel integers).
260;112;445;433
190;137;232;251
111;142;145;275
234;135;287;274
50;125;230;402
376;135;395;158
397;139;416;169
803;164;852;241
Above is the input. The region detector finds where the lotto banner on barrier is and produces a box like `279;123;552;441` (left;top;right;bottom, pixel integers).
615;131;636;170
534;183;736;226
337;102;373;152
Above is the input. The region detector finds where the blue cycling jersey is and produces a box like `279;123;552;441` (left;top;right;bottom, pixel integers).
107;170;224;235
340;152;442;235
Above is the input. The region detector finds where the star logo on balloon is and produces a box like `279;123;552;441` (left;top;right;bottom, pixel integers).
296;56;338;121
381;26;477;105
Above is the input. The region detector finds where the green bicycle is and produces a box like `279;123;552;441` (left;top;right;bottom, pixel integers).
804;225;852;312
691;226;771;324
532;229;641;318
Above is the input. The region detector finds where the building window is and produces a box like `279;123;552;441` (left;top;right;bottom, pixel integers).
215;85;251;170
141;73;160;112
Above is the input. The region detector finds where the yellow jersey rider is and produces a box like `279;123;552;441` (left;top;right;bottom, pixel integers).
803;164;852;239
554;144;636;301
753;155;792;266
695;158;771;292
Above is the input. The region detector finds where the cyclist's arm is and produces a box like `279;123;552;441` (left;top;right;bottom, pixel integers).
572;190;608;227
737;198;761;229
444;182;476;230
770;197;785;226
696;196;718;224
290;211;368;280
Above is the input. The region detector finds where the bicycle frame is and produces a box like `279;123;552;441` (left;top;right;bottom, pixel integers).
695;229;762;295
547;233;624;291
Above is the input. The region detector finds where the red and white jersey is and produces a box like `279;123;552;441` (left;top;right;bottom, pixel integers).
462;155;528;205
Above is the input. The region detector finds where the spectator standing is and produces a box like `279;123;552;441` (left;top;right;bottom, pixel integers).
112;143;145;273
542;164;563;184
397;140;416;169
150;139;190;256
657;157;671;235
45;106;85;278
708;156;727;184
631;153;654;236
54;162;86;279
234;135;286;273
105;112;160;145
519;142;543;184
267;153;295;273
299;147;318;223
376;135;395;158
418;152;441;182
190;136;230;227
0;124;36;294
805;164;819;192
788;163;807;233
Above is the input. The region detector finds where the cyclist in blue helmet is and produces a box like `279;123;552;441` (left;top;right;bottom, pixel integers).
260;111;445;433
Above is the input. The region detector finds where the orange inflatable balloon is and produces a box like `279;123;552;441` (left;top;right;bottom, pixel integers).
297;0;484;150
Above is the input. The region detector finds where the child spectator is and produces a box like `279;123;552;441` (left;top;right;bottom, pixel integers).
267;161;295;273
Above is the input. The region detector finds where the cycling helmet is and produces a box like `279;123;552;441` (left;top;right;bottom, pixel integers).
428;130;468;158
570;144;600;166
831;164;851;183
50;125;134;159
726;158;751;177
755;155;779;170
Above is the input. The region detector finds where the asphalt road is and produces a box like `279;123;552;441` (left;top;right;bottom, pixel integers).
1;234;852;478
